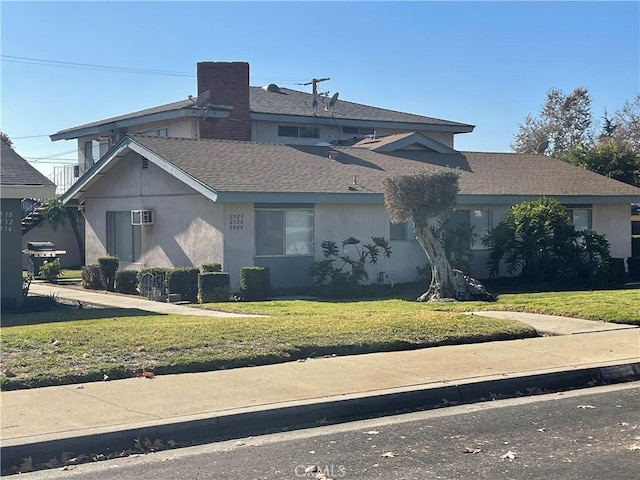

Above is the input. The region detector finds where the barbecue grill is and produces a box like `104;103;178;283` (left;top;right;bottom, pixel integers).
22;241;67;276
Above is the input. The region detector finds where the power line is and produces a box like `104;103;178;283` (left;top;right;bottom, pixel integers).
1;55;195;77
1;55;314;85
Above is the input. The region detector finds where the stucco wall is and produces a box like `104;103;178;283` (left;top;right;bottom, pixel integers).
593;203;632;259
222;203;255;290
83;151;224;271
251;121;455;148
1;199;23;310
22;220;84;268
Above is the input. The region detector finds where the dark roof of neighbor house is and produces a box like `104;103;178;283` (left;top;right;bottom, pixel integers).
51;86;474;139
0;141;56;187
123;135;640;201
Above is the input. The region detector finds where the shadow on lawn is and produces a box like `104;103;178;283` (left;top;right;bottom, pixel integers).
2;296;158;327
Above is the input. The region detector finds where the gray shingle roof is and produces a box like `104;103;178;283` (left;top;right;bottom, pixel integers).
1;141;56;187
249;87;472;128
131;135;640;199
53;87;473;137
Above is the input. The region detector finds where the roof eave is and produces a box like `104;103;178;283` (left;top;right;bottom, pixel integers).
0;184;56;199
249;112;475;133
50;105;233;141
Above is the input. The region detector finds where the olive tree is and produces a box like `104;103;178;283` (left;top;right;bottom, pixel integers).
383;170;494;302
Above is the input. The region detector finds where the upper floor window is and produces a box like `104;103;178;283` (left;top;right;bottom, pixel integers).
278;125;319;139
342;126;375;136
84;140;100;165
140;128;168;137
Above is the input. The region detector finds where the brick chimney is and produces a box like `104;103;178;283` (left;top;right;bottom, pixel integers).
197;62;251;141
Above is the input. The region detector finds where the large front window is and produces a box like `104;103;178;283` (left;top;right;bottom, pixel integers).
255;207;314;256
106;211;141;262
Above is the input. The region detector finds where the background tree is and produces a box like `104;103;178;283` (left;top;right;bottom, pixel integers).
43;197;85;265
607;93;640;150
512;87;593;158
566;141;639;186
383;170;494;302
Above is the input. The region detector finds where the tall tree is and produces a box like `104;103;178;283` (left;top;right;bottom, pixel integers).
512;87;593;158
605;93;640;151
566;141;640;186
383;170;494;302
43;197;85;265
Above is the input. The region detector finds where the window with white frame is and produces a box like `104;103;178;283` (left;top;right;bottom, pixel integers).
255;206;314;256
106;211;141;262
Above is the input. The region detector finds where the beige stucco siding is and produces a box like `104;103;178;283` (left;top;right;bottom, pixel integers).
593;203;631;259
251;120;454;148
314;204;427;285
222;203;255;290
82;151;224;271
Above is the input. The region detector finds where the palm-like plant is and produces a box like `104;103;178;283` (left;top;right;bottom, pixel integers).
43;197;85;265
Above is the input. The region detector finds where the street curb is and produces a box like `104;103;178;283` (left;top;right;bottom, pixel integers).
2;361;639;474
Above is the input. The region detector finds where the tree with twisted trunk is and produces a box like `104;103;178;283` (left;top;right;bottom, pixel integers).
383;170;494;302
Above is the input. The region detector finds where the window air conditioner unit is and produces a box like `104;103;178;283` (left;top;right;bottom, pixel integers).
131;209;154;225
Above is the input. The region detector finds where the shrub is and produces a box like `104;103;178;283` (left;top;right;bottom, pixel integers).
115;270;139;294
308;237;391;298
484;197;614;287
198;272;230;303
201;263;222;273
167;267;199;302
82;264;104;290
98;256;119;291
240;266;270;301
39;258;64;283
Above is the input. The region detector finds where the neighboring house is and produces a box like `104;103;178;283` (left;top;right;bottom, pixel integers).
1;142;56;310
59;133;640;291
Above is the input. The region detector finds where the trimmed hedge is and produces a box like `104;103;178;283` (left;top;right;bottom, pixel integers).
82;264;104;290
240;266;270;301
198;272;230;303
201;263;222;273
115;270;139;294
167;267;199;302
98;256;119;291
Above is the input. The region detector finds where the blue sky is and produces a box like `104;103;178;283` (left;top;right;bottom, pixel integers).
1;1;639;178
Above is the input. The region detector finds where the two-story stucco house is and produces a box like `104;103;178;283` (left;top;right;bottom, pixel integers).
52;62;640;291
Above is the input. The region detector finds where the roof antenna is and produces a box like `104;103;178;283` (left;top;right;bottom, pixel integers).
188;90;214;121
297;77;330;115
327;92;339;116
536;139;549;154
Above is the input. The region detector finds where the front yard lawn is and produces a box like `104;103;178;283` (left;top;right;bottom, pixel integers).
1;288;637;390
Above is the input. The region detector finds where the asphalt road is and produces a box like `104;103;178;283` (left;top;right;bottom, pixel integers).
22;382;640;480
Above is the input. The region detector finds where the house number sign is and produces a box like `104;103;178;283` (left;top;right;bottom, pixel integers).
1;211;13;232
229;213;244;230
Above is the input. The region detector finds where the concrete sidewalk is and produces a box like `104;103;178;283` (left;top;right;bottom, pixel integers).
2;283;639;472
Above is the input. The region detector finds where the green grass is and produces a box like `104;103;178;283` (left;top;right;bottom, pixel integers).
1;288;637;391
